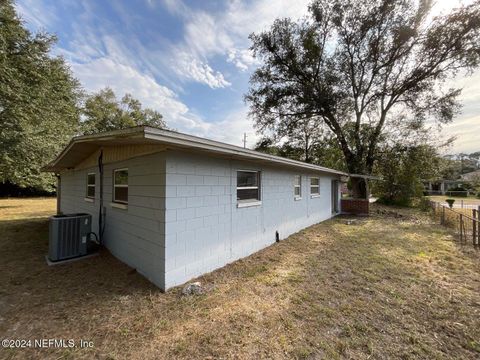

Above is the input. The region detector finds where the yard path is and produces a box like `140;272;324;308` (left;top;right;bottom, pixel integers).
0;198;479;359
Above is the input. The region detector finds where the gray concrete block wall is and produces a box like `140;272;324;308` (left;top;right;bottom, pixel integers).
164;151;340;289
59;152;167;289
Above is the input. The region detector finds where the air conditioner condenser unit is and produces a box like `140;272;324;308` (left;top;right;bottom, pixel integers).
48;213;92;262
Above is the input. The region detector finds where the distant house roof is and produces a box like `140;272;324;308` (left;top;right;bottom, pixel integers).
461;169;480;181
43;126;350;176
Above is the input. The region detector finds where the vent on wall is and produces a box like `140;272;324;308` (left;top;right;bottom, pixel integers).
48;213;92;261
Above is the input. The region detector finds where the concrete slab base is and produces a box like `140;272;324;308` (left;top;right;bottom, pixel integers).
45;252;99;266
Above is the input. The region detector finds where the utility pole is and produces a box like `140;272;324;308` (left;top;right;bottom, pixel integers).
242;133;247;148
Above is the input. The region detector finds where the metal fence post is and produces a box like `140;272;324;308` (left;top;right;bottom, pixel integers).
473;208;477;246
477;206;480;245
460;214;463;242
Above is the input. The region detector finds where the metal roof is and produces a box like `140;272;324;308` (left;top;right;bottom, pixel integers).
43;126;350;176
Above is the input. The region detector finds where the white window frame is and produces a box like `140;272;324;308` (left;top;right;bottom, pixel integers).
113;168;128;204
294;175;302;200
310;177;320;197
86;172;95;199
236;170;261;207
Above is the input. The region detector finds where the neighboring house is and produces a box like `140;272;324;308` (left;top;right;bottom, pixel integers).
44;126;346;291
424;170;480;195
461;169;480;182
424;179;466;195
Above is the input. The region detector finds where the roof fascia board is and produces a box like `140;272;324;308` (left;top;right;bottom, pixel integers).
144;128;346;176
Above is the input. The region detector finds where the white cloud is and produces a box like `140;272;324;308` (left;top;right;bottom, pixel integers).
172;51;231;89
71;58;193;128
70;57;256;146
227;49;259;71
203;108;259;147
162;0;311;85
18;0;477;153
15;0;58;29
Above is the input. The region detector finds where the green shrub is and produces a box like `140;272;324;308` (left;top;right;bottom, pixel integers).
418;197;431;212
377;196;411;207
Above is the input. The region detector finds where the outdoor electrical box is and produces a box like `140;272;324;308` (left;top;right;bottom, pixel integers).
48;213;92;262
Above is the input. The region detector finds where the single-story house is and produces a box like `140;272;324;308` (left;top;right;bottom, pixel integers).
44;126;349;291
461;169;480;182
423;179;466;195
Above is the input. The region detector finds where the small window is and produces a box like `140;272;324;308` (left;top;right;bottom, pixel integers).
86;173;95;198
294;175;302;198
310;177;320;196
237;170;261;202
113;168;128;204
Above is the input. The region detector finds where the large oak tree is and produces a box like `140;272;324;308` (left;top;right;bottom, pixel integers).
246;0;480;197
80;88;165;135
0;0;81;191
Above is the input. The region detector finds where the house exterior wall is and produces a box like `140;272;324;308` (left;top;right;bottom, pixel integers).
59;148;341;291
163;151;341;289
59;151;167;289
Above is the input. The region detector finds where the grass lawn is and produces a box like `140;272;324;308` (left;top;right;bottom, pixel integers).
1;198;480;359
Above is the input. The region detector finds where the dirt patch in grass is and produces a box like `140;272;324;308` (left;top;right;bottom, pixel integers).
1;199;479;359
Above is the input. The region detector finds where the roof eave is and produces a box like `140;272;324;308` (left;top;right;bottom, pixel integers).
44;126;352;176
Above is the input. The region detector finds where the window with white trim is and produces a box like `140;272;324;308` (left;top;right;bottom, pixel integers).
294;175;302;198
237;170;261;203
86;173;95;198
310;177;320;196
113;168;128;204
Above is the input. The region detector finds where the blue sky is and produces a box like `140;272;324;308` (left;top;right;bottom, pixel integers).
15;0;480;153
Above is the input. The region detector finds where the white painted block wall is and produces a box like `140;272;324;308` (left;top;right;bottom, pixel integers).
59;152;167;289
163;151;341;289
59;149;341;291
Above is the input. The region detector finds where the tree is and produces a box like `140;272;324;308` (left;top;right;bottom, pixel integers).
80;88;165;135
0;0;81;191
374;144;440;206
255;130;347;171
245;0;480;197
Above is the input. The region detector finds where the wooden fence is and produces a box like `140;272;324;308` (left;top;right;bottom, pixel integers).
430;201;480;246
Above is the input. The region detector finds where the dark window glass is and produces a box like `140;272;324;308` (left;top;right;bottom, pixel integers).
114;170;128;185
87;186;95;198
113;169;128;203
86;173;95;198
114;187;128;203
237;171;258;187
237;171;260;202
310;177;320;195
294;175;301;197
237;188;260;201
87;173;95;185
294;186;301;197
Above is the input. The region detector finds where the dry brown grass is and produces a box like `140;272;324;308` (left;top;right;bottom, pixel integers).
1;198;480;359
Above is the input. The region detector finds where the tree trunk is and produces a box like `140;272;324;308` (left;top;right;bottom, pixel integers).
350;177;367;199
